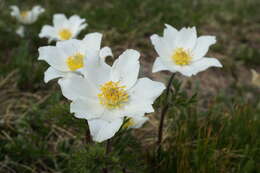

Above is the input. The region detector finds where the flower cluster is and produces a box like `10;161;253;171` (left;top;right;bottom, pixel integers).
36;12;167;142
57;49;165;142
11;5;223;143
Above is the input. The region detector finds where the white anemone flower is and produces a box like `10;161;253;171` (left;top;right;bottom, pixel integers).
10;5;45;25
151;24;222;77
39;14;87;42
58;49;165;142
16;26;25;37
38;32;112;83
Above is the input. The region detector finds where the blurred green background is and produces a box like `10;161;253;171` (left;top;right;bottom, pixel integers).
0;0;259;172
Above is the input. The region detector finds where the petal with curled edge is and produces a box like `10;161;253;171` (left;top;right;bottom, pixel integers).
110;49;140;90
88;118;123;142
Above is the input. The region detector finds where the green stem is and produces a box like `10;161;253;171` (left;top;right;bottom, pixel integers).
103;139;111;173
85;121;92;144
157;73;175;147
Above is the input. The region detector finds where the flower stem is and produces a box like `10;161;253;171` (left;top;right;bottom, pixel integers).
157;73;175;147
103;139;111;173
85;121;92;144
106;138;112;155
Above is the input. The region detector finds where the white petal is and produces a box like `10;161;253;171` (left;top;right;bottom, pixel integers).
150;34;172;58
150;34;160;45
152;57;171;73
123;102;154;117
190;57;222;75
10;5;20;17
173;66;195;77
98;109;124;122
32;5;45;15
80;54;111;87
99;46;113;59
39;25;57;41
44;67;67;83
192;36;216;60
129;77;165;102
123;78;165;116
56;39;82;57
174;57;222;77
164;24;178;37
83;32;102;53
16;26;25;37
53;14;67;27
70;99;104;120
110;49;140;89
163;24;178;49
58;75;99;101
31;5;44;21
69;15;87;36
38;46;68;71
176;27;197;50
88;118;123;142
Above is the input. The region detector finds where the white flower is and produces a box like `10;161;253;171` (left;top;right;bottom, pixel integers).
16;26;25;37
39;14;87;42
58;49;165;142
38;32;112;83
10;5;44;25
150;24;222;77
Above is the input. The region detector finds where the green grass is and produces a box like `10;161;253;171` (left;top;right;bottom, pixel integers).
0;0;260;172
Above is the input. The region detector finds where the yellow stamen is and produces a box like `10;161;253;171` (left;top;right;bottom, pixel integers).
123;118;135;129
98;81;129;109
171;48;192;66
66;53;84;71
58;29;72;40
20;11;29;18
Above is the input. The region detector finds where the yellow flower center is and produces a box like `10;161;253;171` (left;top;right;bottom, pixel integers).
58;29;72;40
123;118;135;129
20;11;29;18
171;48;192;66
98;81;129;109
66;53;84;71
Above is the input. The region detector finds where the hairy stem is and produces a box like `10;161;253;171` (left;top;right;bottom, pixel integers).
103;139;111;173
157;73;175;146
85;121;92;144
